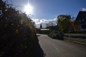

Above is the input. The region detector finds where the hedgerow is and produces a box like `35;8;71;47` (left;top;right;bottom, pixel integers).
0;0;37;57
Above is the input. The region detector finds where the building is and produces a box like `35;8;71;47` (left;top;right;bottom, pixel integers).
75;11;86;31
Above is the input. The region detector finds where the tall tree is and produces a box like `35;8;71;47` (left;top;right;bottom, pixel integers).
57;15;71;33
40;24;42;29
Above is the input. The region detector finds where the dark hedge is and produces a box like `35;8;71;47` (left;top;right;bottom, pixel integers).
0;1;38;56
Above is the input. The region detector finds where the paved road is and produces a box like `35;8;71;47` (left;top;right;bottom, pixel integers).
37;34;86;57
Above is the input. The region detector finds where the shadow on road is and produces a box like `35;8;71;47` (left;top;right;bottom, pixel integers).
34;42;45;57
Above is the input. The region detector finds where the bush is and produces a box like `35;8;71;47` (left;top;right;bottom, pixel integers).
48;30;64;40
48;31;58;38
0;7;38;57
41;30;50;34
36;29;42;34
36;29;50;34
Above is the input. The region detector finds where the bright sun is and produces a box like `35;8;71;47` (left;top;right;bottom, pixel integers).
24;4;33;14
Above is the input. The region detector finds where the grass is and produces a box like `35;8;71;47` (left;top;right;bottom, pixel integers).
72;40;86;46
64;38;86;46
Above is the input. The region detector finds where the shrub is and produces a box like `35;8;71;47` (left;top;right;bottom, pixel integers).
48;30;64;40
0;6;38;57
48;31;58;38
41;30;50;34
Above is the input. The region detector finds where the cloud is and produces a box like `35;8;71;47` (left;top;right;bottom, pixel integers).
82;8;86;11
32;18;57;24
32;19;40;24
32;18;57;28
54;17;57;21
32;19;39;23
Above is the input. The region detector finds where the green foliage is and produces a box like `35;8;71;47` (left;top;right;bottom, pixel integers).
36;29;50;34
57;15;71;33
41;30;50;34
36;29;42;33
48;31;57;38
0;1;37;57
48;30;64;40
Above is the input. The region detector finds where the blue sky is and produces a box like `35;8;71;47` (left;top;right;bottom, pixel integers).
29;0;86;19
6;0;86;19
5;0;86;28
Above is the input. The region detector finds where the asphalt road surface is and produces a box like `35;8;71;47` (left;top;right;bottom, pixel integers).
36;34;86;57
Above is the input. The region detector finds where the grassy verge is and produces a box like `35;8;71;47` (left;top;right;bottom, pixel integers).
64;38;86;46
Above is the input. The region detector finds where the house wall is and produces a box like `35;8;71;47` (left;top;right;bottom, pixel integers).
76;11;86;31
80;24;86;31
76;11;86;24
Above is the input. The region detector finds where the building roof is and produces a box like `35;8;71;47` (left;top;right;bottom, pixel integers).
76;11;86;20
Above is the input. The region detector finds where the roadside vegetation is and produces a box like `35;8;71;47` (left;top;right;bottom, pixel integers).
64;38;86;46
39;14;86;46
0;0;38;57
45;14;72;40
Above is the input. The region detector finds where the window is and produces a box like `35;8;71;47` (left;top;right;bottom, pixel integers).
79;19;84;22
82;19;84;22
0;10;2;15
79;20;81;22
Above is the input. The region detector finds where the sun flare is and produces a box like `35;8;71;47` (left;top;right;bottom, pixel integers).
24;4;33;14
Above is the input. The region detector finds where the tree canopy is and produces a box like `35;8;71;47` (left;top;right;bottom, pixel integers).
57;15;71;33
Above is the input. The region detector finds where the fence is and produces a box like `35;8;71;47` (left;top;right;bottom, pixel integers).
64;34;86;39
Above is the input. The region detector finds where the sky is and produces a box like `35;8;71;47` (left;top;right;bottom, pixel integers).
4;0;86;28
